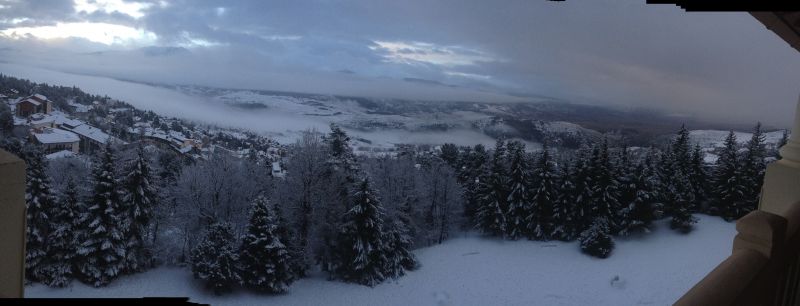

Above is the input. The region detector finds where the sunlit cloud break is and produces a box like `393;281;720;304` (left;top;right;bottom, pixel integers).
74;0;153;19
0;22;157;46
370;40;497;67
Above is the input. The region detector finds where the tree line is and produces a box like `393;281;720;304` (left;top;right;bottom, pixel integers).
1;121;782;294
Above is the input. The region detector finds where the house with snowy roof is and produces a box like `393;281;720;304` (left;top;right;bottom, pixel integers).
15;94;52;117
30;128;80;154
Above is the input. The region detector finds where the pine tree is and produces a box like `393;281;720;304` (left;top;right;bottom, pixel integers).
617;152;659;235
475;139;508;237
460;144;488;225
614;145;638;235
551;158;577;241
238;196;295;293
121;144;158;273
711;131;749;221
191;223;241;295
671;125;693;176
383;218;418;279
571;143;596;233
39;178;78;287
741;123;767;214
668;169;698;233
689;145;709;210
333;178;390;286
23;145;56;282
505;141;532;240
76;142;127;287
589;139;621;232
579;217;614;259
528;144;558;240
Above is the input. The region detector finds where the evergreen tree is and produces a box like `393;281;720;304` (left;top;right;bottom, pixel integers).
23;145;56;282
383;218;418;279
741;123;767;214
579;217;614;259
238;196;295;293
121;144;158;273
439;143;459;168
551;158;577;241
668;169;698;233
475;139;508;237
39;178;78;287
76;142;127;287
505;141;532;240
571;143;596;233
528;144;558;240
689;145;709;211
614;145;638;235
710;131;749;220
588;139;621;231
671;125;693;176
333;178;390;286
617;151;659;235
191;223;241;295
460;144;488;224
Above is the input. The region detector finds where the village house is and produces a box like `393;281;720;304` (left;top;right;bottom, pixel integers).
30;128;80;154
14;94;52;117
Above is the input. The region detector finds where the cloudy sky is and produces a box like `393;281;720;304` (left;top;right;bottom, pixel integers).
0;0;799;126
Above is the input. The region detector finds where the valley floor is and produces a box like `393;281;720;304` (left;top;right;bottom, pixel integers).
27;215;735;306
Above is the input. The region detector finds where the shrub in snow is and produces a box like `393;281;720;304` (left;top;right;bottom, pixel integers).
238;196;295;293
384;218;419;278
670;207;697;234
192;223;241;295
579;218;614;259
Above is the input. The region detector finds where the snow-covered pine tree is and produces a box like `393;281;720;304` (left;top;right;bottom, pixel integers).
325;123;360;179
668;169;698;233
614;145;638;236
741;122;767;215
528;144;558;240
578;217;614;259
551;158;577;241
617;152;659;235
504;140;532;240
571;142;596;233
76;142;127;287
383;217;418;279
238;196;295;293
689;145;709;211
39;178;78;287
460;144;488;225
589;139;621;232
121;143;158;273
273;200;305;280
333;178;390;286
191;222;241;295
671;125;693;176
474;139;508;237
710;131;749;221
22;145;56;282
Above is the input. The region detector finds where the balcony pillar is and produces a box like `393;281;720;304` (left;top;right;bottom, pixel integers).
0;149;25;298
760;95;800;229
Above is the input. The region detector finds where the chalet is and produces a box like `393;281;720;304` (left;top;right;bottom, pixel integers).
64;123;116;152
30;128;80;154
15;94;52;117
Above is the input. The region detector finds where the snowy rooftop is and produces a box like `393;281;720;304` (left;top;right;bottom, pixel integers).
45;150;77;160
65;124;112;144
33;128;80;144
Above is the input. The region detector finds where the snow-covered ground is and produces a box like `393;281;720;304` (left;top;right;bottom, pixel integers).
28;215;735;306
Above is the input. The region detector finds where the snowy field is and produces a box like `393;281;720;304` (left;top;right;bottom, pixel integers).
27;215;735;306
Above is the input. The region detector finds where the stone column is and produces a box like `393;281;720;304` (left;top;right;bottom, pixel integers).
760;95;800;232
0;149;25;298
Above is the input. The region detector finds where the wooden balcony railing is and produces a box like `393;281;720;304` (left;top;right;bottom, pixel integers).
0;148;26;298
